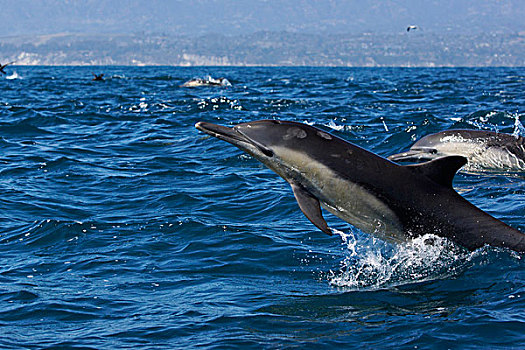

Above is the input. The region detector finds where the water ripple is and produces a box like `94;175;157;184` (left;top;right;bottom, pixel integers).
0;66;523;349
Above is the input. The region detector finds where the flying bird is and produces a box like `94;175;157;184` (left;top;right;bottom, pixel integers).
407;25;418;32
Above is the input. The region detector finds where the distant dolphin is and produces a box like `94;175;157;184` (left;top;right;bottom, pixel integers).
389;129;525;172
181;76;231;87
0;61;15;75
196;120;524;253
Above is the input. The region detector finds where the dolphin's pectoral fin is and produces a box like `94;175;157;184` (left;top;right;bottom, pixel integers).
405;155;468;187
290;183;332;235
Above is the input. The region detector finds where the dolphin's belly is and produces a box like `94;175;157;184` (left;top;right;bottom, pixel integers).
436;139;525;171
469;147;525;171
318;179;406;242
270;146;405;240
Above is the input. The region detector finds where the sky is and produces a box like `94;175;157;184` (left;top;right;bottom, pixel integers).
0;0;524;37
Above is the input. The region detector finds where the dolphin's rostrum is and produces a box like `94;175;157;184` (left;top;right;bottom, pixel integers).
196;120;524;253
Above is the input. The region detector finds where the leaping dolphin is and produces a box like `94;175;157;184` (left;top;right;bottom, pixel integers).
196;120;524;253
389;129;525;172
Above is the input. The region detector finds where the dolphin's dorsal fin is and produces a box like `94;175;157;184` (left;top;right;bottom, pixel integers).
405;156;467;187
290;183;332;235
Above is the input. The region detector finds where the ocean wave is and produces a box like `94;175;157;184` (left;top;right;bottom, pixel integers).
1;66;523;349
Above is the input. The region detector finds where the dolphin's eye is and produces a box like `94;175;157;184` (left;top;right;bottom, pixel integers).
261;148;274;157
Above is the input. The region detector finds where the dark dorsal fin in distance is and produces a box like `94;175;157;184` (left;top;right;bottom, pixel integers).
290;182;332;235
405;156;467;188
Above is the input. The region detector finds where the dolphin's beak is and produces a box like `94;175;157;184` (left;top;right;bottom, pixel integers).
195;121;247;144
196;121;274;157
388;149;437;162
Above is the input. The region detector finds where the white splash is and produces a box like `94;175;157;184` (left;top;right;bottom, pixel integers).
328;229;472;290
512;113;525;138
6;71;21;80
326;120;345;131
381;117;389;132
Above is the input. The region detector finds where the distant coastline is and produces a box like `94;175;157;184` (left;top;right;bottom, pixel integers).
1;31;524;67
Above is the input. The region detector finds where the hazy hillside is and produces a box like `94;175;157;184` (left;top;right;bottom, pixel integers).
1;31;523;67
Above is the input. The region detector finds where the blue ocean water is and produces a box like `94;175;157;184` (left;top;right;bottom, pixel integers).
0;66;524;349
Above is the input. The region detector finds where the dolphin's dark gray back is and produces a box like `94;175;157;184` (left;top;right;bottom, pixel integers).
417;129;524;152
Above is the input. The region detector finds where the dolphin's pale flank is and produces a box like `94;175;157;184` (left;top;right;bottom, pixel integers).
196;120;525;253
389;129;525;172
